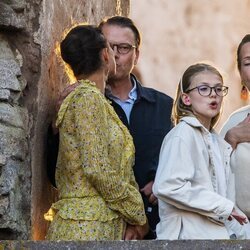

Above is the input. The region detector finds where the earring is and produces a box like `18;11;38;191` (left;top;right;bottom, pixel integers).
241;85;248;100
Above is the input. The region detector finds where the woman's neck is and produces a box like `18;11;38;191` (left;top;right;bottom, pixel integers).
77;71;106;94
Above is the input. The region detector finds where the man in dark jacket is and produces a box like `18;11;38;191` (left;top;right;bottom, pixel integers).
99;16;173;239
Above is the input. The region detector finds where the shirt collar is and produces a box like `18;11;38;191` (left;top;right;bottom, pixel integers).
105;74;156;103
128;78;137;100
105;76;137;101
181;116;209;132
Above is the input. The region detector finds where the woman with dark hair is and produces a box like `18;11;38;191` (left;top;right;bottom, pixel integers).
45;24;147;240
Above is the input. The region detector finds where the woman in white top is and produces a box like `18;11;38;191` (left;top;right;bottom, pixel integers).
153;63;247;240
220;34;250;237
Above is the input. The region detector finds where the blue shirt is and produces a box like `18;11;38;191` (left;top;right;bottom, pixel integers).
106;80;137;123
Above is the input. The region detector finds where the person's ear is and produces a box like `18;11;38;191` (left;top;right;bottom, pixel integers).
102;48;109;64
134;48;140;66
181;93;191;106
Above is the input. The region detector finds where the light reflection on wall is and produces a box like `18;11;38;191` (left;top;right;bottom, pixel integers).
55;22;90;84
54;41;76;83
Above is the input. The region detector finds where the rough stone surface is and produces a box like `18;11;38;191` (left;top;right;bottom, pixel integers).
0;2;26;30
32;0;129;241
0;30;30;240
0;0;129;241
1;240;250;250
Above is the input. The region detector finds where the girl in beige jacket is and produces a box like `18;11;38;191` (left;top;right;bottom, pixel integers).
153;63;248;240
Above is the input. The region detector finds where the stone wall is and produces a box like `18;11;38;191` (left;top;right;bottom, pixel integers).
0;0;35;240
1;239;250;249
0;0;129;240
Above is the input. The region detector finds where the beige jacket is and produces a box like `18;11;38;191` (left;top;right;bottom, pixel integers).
153;116;235;239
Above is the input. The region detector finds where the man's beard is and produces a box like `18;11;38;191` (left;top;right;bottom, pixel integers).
107;73;119;83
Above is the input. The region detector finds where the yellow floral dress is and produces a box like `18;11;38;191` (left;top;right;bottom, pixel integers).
45;80;146;240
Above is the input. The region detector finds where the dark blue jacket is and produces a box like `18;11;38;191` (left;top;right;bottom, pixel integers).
107;75;173;235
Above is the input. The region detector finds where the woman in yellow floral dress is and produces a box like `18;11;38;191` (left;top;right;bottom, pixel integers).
45;25;147;240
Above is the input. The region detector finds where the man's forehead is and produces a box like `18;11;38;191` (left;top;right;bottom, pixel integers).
102;25;135;43
102;24;131;33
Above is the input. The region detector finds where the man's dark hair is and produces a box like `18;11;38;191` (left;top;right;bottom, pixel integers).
99;16;141;48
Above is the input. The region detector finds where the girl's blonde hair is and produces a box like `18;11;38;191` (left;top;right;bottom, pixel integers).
172;63;224;129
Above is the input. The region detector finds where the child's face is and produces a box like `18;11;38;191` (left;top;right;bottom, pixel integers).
182;71;224;129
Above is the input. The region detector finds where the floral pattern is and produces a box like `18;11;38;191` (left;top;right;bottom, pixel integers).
46;80;146;240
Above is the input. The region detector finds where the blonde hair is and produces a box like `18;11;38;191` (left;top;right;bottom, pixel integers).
172;63;224;129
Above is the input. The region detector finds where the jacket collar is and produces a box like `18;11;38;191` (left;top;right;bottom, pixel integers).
181;116;209;132
180;116;210;134
131;74;156;103
181;116;232;149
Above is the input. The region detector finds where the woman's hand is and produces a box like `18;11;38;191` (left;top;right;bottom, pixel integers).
228;208;248;225
56;82;80;113
224;115;250;149
124;222;149;240
124;225;138;240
